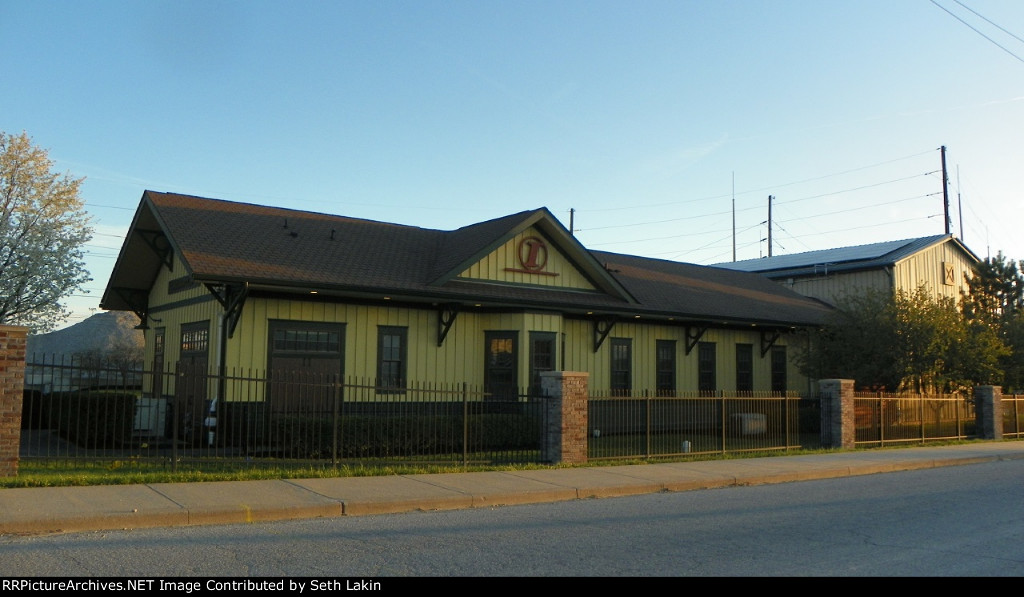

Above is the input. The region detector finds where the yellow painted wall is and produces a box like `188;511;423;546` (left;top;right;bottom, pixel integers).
142;253;219;397
147;288;812;400
225;300;566;386
784;269;892;307
777;240;977;308
893;242;975;303
561;319;808;394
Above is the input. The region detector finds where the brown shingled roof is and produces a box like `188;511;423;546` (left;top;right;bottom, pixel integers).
591;251;833;326
102;191;832;328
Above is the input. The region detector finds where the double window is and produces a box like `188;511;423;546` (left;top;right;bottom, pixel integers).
529;332;557;394
698;342;716;394
610;338;632;396
735;343;753;393
378;326;408;392
656;340;676;396
771;346;787;393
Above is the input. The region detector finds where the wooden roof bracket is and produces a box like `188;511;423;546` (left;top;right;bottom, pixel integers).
137;229;174;271
685;325;708;355
206;282;249;338
760;329;781;357
111;287;150;329
438;303;460;347
593;317;617;352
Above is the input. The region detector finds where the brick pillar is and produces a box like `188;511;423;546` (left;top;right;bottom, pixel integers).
0;325;29;477
974;385;1003;440
819;378;855;450
539;371;589;465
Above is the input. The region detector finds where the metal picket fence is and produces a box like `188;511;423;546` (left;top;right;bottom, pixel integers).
21;356;547;471
1004;394;1024;439
586;390;821;461
852;391;977;446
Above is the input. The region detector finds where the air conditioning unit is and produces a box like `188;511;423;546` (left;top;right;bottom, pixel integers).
730;413;766;435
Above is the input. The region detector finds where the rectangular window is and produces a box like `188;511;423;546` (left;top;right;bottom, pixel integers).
698;341;716;394
378;326;408;392
656;339;676;396
272;327;342;353
529;332;557;394
736;343;753;393
610;338;632;396
771;346;787;393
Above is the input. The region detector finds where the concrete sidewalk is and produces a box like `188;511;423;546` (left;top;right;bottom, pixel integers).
3;441;1024;536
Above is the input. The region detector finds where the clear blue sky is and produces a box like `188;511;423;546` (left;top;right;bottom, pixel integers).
2;1;1022;330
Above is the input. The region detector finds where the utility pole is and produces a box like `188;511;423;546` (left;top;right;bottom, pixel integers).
940;146;950;235
767;195;773;257
957;165;964;243
569;208;575;235
732;172;736;262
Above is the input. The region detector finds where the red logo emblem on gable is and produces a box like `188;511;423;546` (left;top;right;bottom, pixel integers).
518;236;548;271
505;236;559;277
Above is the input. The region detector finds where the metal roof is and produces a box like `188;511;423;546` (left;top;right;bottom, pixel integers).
713;235;980;278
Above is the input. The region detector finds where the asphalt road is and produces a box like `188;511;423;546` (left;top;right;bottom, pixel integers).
2;455;1022;577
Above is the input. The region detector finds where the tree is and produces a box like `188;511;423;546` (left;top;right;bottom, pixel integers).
0;131;92;332
799;286;1008;394
961;252;1024;325
1003;313;1024;393
962;253;1024;392
797;288;902;391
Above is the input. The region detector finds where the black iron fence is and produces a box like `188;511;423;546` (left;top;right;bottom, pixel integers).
22;356;547;470
586;390;821;461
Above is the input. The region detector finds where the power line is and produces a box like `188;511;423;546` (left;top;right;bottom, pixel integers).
930;0;1024;65
773;173;933;207
775;193;935;225
954;0;1024;46
572;150;936;214
579;172;932;234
